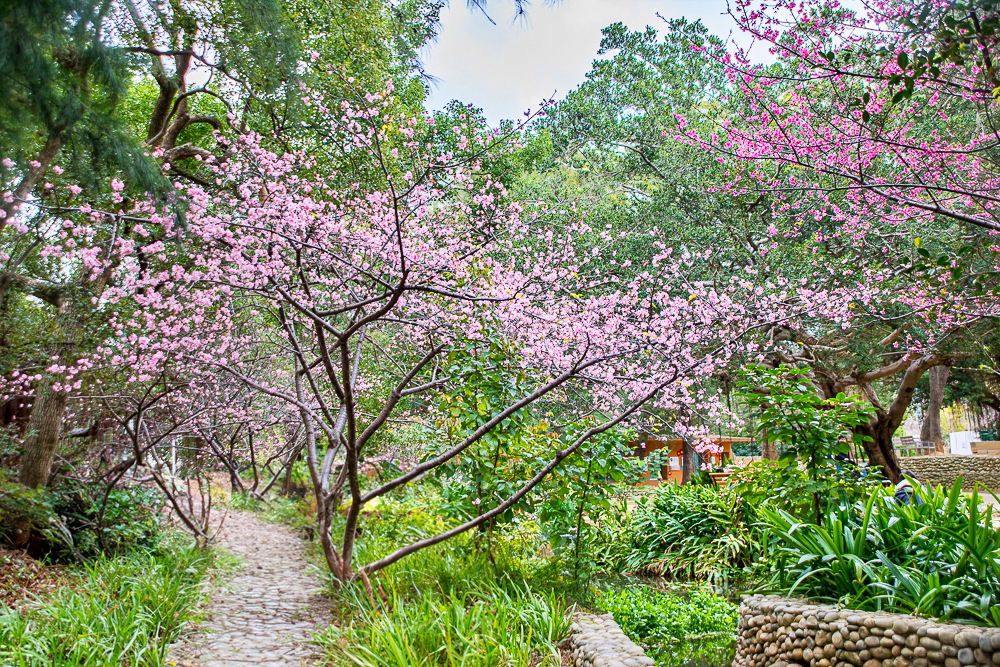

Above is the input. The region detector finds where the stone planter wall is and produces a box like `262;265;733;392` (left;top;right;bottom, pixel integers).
902;456;1000;490
567;613;656;667
736;595;1000;667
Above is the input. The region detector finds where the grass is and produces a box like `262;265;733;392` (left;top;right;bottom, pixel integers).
303;490;574;666
320;578;571;667
0;540;209;667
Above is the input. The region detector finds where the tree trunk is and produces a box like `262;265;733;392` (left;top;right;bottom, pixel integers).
0;132;63;236
761;432;778;460
856;415;903;484
837;354;954;484
18;377;69;488
681;438;693;484
760;407;778;460
920;365;950;450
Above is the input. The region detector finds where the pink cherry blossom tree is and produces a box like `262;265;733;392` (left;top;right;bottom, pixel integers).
85;80;860;582
669;0;1000;477
21;65;903;580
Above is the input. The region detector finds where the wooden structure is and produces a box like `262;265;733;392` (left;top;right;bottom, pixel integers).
708;470;733;488
972;441;1000;456
634;435;752;485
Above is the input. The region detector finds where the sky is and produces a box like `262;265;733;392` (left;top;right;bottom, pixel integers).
422;0;739;125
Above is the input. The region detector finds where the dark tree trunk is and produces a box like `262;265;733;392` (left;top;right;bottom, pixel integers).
856;414;903;484
761;431;778;460
18;377;69;488
681;438;693;484
920;365;950;450
845;355;954;484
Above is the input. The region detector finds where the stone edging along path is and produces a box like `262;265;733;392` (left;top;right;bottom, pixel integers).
735;595;1000;667
568;613;657;667
168;509;329;667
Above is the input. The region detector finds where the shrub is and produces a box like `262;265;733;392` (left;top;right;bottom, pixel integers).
0;479;53;549
600;586;737;643
760;478;1000;626
57;483;166;558
729;460;883;524
599;586;738;667
622;484;760;587
736;365;874;525
0;477;166;561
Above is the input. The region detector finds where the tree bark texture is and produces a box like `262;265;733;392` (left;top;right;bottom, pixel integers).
18;376;69;488
681;438;693;484
761;428;778;460
920;364;951;449
849;354;953;483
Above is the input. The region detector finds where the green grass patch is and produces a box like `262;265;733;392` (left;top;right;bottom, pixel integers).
0;541;209;667
310;490;574;666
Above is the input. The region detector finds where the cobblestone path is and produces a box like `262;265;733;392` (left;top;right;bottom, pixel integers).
169;510;327;667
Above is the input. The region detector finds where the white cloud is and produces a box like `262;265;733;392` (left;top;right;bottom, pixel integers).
423;0;742;125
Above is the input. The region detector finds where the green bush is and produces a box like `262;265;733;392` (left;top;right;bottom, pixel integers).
599;586;737;667
622;484;760;587
600;586;737;643
0;479;53;547
761;478;1000;626
0;477;166;561
730;460;883;524
0;545;208;666
58;483;166;558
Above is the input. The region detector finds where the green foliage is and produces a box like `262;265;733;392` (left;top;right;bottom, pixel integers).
325;489;542;598
0;545;208;666
0;479;53;545
425;340;644;589
313;490;573;666
0;0;171;196
599;586;737;667
227;491;263;512
57;483;166;559
737;365;873;524
621;484;760;588
322;581;570;667
761;479;1000;626
730;460;883;524
537;424;644;588
600;586;737;643
0;478;165;561
429;340;553;527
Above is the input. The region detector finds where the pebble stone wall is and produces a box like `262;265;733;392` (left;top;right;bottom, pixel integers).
902;456;1000;490
736;595;1000;667
568;613;657;667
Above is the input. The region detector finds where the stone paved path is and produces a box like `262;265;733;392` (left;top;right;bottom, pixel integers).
169;510;327;667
